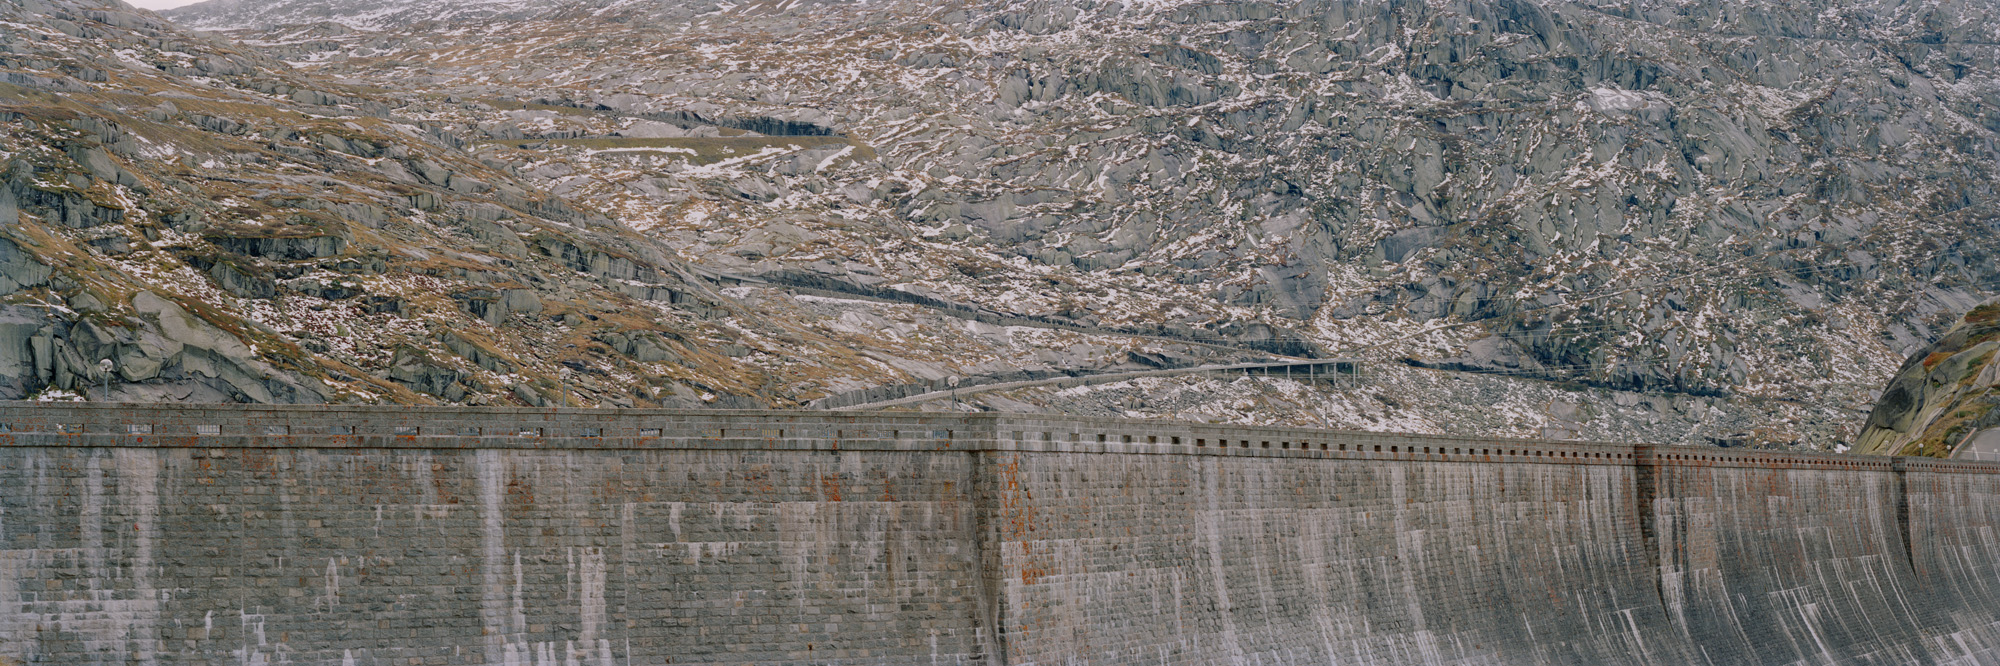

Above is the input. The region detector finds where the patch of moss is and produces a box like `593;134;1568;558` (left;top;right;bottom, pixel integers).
1965;304;2000;325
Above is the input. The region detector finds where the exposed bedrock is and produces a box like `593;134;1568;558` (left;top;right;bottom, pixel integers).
1860;299;2000;457
0;290;328;403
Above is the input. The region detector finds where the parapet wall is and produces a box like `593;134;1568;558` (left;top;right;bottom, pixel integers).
1;403;1998;664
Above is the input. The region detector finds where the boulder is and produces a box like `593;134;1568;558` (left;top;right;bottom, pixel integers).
206;233;347;260
446;174;492;194
388;347;466;401
208;261;276;299
531;236;670;283
13;184;124;229
441;331;517;373
130;291;326;404
727;177;785;202
133;291;253;362
0;306;54;399
599;330;682;364
513;383;547;407
0;237;51;296
1858;300;2000;456
453;205;529;256
64;144;137;188
455;288;542;325
617;120;697;138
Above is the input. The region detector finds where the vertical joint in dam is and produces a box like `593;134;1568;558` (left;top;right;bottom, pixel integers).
970;449;1010;665
1893;457;1916;575
1632;444;1666;613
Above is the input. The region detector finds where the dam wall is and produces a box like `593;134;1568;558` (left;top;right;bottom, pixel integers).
1;404;1998;665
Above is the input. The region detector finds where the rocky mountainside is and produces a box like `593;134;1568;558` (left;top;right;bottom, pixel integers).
5;0;1997;449
0;0;844;408
159;0;553;32
1858;298;2000;457
0;0;1339;414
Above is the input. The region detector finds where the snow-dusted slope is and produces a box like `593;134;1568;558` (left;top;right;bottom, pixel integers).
0;0;1349;421
233;0;2000;444
161;0;553;31
17;0;2000;450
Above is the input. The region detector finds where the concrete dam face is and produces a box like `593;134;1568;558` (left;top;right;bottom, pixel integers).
2;404;1999;665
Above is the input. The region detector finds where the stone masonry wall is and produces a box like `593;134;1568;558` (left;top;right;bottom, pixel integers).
0;405;1000;666
1900;457;2000;660
1647;463;1927;663
1;404;1999;665
977;451;1679;664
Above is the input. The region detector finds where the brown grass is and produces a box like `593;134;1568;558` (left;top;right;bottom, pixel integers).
485;136;875;165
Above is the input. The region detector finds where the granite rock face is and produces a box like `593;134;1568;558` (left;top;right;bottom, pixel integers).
0;0;795;408
1857;299;2000;456
0;237;51;296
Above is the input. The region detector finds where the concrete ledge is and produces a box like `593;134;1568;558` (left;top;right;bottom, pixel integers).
0;401;1991;473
